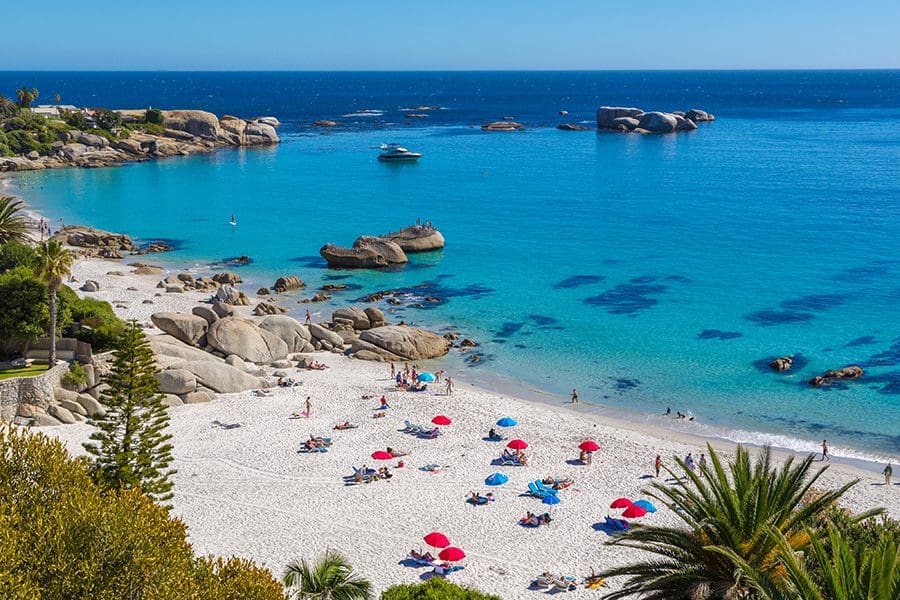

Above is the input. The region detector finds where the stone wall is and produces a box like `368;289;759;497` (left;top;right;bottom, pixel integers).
0;363;68;422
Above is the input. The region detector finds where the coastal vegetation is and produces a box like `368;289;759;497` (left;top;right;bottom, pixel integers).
282;549;373;599
598;445;897;600
0;196;28;242
381;579;501;599
84;320;176;505
0;427;283;599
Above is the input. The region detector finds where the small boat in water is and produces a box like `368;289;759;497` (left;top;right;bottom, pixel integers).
378;143;422;162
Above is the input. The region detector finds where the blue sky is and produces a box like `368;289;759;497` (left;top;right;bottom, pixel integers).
3;0;898;70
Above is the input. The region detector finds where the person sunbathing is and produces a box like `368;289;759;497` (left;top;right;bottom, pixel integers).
487;428;503;440
539;512;552;525
334;421;357;430
520;512;541;527
372;412;386;419
543;476;573;489
387;447;408;457
408;549;435;563
532;572;555;587
468;491;494;505
252;389;273;397
377;466;393;480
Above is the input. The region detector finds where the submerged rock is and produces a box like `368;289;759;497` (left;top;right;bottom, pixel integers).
481;121;525;131
808;365;864;386
770;356;794;371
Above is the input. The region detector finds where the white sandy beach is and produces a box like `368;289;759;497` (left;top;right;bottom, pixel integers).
36;255;899;598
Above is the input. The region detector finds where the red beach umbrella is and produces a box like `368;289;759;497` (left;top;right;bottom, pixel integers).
423;532;450;549
438;547;466;562
507;439;528;450
610;498;633;509
431;415;452;426
371;451;393;460
622;504;648;519
579;440;600;452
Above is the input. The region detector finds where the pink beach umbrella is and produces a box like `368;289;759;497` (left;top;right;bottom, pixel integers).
431;415;452;426
622;504;649;519
438;547;466;562
507;439;528;450
579;440;601;452
610;498;633;509
371;451;393;460
423;532;450;549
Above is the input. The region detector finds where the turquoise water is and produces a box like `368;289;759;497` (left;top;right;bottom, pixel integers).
8;75;900;461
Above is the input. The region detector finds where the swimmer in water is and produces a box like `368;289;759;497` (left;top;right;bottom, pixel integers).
230;214;237;226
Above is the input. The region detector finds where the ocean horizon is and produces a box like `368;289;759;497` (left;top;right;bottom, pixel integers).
5;70;899;464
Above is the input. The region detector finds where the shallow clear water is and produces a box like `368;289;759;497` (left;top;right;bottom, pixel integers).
6;71;900;460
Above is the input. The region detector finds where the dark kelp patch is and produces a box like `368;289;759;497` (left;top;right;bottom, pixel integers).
584;280;669;315
553;275;605;289
697;329;743;340
744;309;815;326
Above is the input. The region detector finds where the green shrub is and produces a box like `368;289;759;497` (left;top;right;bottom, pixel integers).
0;267;54;356
61;361;87;388
93;108;122;131
0;240;38;273
0;423;284;599
145;108;164;125
381;578;501;600
58;287;124;353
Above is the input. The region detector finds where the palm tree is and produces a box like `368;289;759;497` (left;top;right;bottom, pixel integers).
33;239;75;365
599;445;871;600
283;549;371;600
0;196;29;244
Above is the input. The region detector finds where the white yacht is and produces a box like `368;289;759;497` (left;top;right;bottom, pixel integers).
378;143;422;161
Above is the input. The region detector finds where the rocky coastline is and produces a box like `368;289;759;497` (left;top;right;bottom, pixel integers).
596;106;715;134
0;109;279;172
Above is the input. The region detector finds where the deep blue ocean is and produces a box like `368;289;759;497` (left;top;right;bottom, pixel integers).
4;71;899;461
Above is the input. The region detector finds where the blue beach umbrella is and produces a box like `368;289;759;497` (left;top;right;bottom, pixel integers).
417;372;436;382
485;473;508;486
634;499;657;513
542;495;561;505
496;417;517;427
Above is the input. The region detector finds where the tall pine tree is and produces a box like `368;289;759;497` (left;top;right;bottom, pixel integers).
84;320;175;505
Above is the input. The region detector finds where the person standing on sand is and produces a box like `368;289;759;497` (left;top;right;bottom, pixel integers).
884;463;892;486
305;309;311;324
821;439;829;461
305;396;311;418
571;388;579;403
655;455;662;478
699;453;707;475
390;363;395;378
446;377;454;395
685;452;695;472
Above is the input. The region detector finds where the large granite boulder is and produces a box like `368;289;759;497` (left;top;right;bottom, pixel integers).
638;112;678;133
364;307;386;327
686;108;715;122
258;315;312;353
320;236;408;269
206;317;289;364
382;225;445;253
350;325;451;361
150;312;209;346
481;121;525;131
307;323;345;349
612;116;640;130
596;107;644;128
332;307;371;330
808;365;864;386
163;110;222;140
176;360;264;394
149;334;221;368
77;133;110;148
192;305;219;325
273;276;304;293
155;368;197;395
673;114;698;131
51;226;136;253
244;121;280;145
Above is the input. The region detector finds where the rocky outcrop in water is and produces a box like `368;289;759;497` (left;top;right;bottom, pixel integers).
382;225;445;253
481;121;525;131
320;236;409;269
770;356;794;371
596;106;715;134
51;226;137;258
808;365;864;386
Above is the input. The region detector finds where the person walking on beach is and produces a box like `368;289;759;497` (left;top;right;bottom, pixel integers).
445;377;454;396
821;439;829;461
305;396;311;418
571;388;579;404
305;309;311;324
654;455;662;478
390;363;395;378
884;463;893;486
685;452;695;473
699;453;707;475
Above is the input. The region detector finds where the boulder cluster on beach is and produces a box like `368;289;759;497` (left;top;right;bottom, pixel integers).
320;224;445;269
596;106;715;134
0;110;280;172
